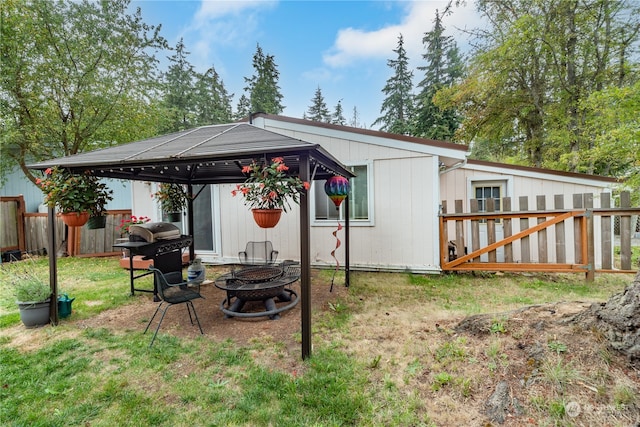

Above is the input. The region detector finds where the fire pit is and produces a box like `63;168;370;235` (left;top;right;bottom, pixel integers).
215;262;300;319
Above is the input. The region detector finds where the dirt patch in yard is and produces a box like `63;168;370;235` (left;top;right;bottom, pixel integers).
5;267;639;426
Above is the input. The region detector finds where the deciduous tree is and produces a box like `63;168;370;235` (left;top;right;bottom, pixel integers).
0;0;166;184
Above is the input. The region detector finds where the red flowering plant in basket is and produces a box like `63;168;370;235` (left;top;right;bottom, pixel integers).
37;166;113;215
118;215;151;235
232;157;310;212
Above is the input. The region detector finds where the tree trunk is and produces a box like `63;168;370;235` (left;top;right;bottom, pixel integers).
569;269;640;366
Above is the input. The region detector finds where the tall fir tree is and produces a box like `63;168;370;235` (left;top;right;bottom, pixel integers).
349;106;364;128
193;66;233;125
332;100;347;126
305;87;331;122
235;94;251;120
373;34;414;135
162;38;197;133
413;3;464;140
243;44;284;115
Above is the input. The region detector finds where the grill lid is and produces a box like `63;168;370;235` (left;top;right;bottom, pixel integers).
129;222;181;243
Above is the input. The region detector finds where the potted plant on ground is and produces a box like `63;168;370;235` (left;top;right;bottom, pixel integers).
13;276;51;328
153;183;189;222
232;157;310;228
37;167;113;227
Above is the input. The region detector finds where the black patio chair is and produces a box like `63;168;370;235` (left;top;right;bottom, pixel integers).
144;266;204;347
238;241;279;265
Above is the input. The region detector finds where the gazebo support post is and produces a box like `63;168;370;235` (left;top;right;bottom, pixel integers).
345;194;350;287
299;154;312;359
187;183;195;261
48;206;59;325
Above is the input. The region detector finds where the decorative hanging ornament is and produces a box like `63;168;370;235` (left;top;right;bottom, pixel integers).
324;175;349;292
324;176;350;209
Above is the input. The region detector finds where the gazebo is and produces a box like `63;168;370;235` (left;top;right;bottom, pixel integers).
28;120;355;359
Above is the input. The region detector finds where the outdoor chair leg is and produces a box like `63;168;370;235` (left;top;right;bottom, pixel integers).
187;301;204;335
148;303;172;347
144;302;164;335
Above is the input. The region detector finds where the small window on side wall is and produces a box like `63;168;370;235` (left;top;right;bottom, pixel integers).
313;164;370;222
473;182;504;223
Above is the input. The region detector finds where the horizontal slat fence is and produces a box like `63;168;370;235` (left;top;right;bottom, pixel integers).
440;191;639;281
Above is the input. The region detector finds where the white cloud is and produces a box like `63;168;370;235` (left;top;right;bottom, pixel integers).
323;0;480;68
181;1;277;73
194;0;276;21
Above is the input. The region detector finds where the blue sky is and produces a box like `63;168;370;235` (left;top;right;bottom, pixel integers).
132;1;482;128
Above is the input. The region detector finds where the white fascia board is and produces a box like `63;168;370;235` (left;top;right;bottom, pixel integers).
260;117;469;162
465;163;616;188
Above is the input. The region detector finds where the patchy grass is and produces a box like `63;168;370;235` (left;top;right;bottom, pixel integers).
1;257;638;426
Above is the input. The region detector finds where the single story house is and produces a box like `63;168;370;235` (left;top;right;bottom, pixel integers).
127;114;619;273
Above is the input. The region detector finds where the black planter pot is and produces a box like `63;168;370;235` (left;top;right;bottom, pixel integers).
164;212;182;222
17;299;51;328
87;215;107;229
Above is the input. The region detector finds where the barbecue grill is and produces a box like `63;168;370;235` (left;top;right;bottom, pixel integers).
113;222;192;300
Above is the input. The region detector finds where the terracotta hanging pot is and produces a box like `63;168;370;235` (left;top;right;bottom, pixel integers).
251;209;282;228
59;212;89;227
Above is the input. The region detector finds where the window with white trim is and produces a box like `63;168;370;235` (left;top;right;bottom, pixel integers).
314;164;370;222
473;182;505;222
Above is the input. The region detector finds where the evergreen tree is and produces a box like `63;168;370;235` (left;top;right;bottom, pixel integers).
372;34;414;135
349;106;364;128
243;44;284;114
162;39;197;132
235;94;251;120
306;87;331;122
332;100;347;126
193;66;233;125
413;3;463;140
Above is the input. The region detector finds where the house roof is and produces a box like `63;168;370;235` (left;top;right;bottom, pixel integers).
466;159;619;184
27;122;355;183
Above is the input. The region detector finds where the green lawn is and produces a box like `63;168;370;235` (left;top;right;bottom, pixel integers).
1;256;635;426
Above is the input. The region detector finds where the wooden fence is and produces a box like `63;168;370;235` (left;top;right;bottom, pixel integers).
440;191;639;281
1;195;131;258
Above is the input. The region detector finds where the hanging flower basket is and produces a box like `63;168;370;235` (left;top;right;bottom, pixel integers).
59;212;90;227
232;157;309;228
252;209;282;228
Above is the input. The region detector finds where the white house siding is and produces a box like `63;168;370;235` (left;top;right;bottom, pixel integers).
440;164;615;267
253;122;442;273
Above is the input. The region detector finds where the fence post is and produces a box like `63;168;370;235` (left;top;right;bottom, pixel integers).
554;195;566;263
620;191;632;271
573;194;583;264
454;200;465;262
601;193;612;270
486;198;496;263
503;197;513;263
519;196;530;263
584;193;595;282
537;195;547;263
470;199;480;262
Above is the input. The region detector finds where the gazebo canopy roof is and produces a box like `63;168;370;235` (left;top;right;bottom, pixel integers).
28;122;355;183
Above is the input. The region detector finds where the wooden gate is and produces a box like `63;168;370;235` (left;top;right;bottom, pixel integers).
440;191;639;281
